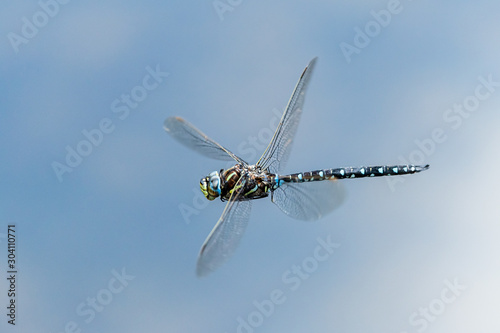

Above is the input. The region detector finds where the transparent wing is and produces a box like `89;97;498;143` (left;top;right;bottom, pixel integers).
256;58;317;173
164;116;247;165
272;179;345;221
196;178;252;277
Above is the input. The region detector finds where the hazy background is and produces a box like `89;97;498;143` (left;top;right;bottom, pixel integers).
1;1;499;332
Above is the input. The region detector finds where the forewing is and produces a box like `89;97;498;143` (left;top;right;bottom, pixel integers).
256;58;317;173
164;116;247;165
196;179;252;277
272;179;345;221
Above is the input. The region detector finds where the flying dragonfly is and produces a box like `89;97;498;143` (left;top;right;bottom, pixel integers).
164;58;429;277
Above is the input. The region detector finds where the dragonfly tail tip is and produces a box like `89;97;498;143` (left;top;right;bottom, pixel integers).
415;164;430;172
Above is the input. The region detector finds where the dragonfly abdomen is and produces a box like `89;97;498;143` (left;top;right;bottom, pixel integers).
278;164;429;184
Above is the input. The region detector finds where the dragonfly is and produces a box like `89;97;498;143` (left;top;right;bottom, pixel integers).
164;58;429;277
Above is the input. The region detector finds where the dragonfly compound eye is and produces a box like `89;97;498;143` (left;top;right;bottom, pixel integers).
200;171;221;201
199;177;210;199
210;178;219;190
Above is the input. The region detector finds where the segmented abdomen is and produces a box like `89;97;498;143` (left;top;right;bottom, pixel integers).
279;164;429;184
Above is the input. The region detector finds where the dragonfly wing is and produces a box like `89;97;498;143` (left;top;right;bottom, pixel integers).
271;179;345;221
164;116;247;165
196;178;252;277
256;58;317;173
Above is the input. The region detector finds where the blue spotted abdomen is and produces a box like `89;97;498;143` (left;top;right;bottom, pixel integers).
277;164;429;186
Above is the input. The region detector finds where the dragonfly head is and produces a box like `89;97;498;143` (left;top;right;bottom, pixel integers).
200;170;222;201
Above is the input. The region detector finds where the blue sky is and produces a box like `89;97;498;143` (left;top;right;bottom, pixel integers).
1;1;500;332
